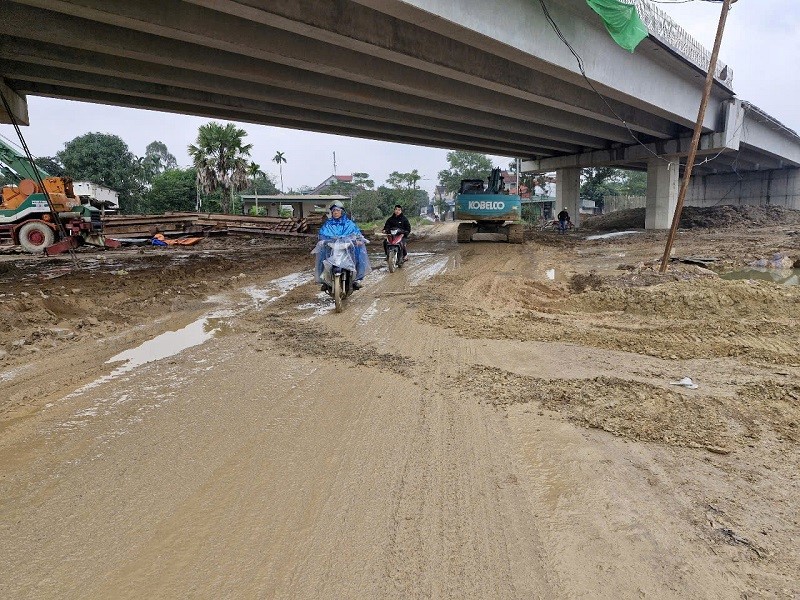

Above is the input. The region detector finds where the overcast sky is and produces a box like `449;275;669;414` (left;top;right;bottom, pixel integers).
1;0;797;195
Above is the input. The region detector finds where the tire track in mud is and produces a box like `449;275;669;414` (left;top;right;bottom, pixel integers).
3;223;798;599
288;237;554;597
375;330;550;598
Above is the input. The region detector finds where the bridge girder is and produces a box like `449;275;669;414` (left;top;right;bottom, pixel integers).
0;0;797;176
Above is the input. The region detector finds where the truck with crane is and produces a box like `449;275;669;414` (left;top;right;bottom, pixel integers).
455;168;523;243
0;139;119;254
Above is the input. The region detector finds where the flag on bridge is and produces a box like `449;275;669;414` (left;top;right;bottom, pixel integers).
586;0;648;52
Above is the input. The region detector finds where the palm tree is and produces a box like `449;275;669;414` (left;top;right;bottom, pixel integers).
188;122;252;213
273;151;286;193
247;161;266;214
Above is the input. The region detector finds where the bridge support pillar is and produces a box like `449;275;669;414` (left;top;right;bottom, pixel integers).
556;168;581;227
645;159;679;230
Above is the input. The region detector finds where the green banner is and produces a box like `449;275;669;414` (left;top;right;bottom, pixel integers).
586;0;648;52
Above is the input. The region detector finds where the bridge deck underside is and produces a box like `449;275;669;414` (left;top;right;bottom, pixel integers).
0;0;796;175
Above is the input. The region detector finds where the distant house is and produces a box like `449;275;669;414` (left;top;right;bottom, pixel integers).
73;181;119;213
311;174;353;195
238;194;350;218
432;185;455;220
501;171;558;219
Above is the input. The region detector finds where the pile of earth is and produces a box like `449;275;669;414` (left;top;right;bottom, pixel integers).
581;205;800;232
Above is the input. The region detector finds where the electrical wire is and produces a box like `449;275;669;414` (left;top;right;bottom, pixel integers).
537;0;671;163
538;0;759;178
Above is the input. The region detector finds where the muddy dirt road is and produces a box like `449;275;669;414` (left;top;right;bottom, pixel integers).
1;215;799;599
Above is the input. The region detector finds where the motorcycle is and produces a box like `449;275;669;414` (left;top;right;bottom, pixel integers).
384;228;406;273
315;235;362;313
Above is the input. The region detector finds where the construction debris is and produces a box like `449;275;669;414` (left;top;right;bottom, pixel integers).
102;211;320;239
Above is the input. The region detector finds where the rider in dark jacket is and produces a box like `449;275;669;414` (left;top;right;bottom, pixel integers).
382;205;411;260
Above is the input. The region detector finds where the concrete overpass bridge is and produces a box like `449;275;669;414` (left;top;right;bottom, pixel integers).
1;0;799;227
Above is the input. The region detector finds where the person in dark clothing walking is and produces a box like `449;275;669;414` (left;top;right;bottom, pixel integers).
557;207;571;234
382;204;411;261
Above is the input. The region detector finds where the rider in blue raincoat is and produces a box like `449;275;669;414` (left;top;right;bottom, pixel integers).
315;200;371;289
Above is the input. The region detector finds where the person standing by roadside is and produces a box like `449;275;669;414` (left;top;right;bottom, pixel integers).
557;207;571;234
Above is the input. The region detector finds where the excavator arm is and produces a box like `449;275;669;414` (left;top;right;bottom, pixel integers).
0;138;49;181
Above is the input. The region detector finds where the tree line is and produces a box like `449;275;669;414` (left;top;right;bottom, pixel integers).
1;122;434;218
1;126;647;218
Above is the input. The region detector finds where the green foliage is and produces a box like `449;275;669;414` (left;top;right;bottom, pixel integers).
141;168;197;214
324;172;375;198
521;203;542;223
188;122;252;213
241;173;279;196
140;141;177;185
434;195;450;218
386;169;421;190
57;132;142;213
352;172;374;189
199;189;225;214
376;186;397;216
410;188;428;216
34;156;65;177
325;179;355;197
349;190;383;221
242;162;279;197
273;151;286;192
580;167;647;212
384;169;426;216
617;170;647;196
438;151;493;194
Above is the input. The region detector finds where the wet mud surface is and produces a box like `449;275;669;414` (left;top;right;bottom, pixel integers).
1;210;799;599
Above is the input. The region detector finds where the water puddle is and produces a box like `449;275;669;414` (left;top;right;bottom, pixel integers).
720;268;800;286
408;256;450;286
359;299;380;325
585;231;641;241
105;311;233;375
296;292;335;320
244;270;313;306
60;270;312;399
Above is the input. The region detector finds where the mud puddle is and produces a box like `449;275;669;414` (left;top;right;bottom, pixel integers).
720;267;800;286
59;270;313;398
585;231;641;241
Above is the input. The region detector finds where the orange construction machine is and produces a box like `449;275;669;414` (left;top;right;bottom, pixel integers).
0;140;120;254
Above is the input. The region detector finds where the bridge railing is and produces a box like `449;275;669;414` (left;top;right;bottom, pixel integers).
619;0;733;88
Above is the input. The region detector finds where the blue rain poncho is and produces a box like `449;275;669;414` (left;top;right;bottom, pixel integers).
313;214;371;283
318;214;363;239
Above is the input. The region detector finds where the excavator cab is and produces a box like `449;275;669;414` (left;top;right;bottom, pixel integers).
455;167;523;244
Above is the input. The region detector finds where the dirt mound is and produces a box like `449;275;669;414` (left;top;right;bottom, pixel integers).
581;208;645;231
0;241;313;358
581;205;800;232
468;365;799;451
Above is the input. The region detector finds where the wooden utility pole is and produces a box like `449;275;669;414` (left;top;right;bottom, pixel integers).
659;0;736;273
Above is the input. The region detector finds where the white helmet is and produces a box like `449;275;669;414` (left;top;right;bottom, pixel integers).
329;200;345;211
